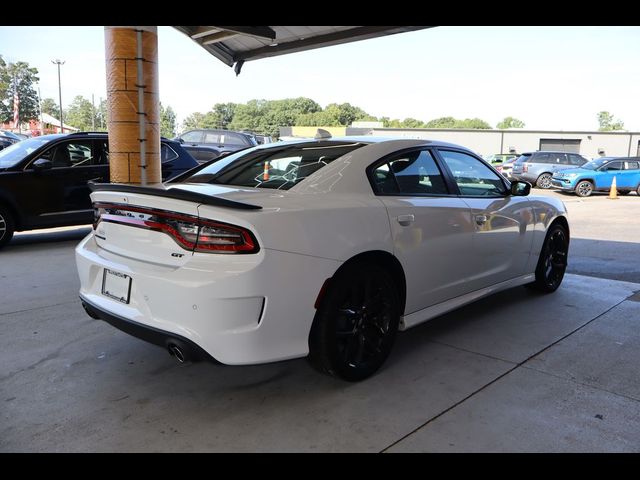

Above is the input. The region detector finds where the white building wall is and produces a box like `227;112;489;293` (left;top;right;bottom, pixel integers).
369;128;640;159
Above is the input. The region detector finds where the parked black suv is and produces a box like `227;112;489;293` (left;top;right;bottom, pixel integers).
0;132;198;249
174;129;257;163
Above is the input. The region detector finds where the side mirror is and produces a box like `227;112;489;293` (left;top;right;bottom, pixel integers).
511;180;531;196
32;158;53;172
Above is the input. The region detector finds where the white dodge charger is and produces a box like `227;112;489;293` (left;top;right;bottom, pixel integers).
76;136;569;381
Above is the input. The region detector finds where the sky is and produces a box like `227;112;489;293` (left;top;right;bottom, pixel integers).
1;26;639;132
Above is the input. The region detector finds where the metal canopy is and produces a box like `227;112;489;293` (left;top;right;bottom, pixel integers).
173;26;433;74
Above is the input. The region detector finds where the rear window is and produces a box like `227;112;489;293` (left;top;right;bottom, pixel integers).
514;154;532;164
180;141;366;190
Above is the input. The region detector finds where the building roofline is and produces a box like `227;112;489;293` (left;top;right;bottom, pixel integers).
375;127;640;135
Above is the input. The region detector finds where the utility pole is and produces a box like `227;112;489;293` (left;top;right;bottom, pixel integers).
38;86;44;136
92;93;95;130
52;59;65;133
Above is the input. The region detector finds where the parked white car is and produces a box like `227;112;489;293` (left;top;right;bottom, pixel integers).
76;137;570;381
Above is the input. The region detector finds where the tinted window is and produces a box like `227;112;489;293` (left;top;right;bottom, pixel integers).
181;142;365;190
181;131;203;143
549;152;568;164
439;150;507;197
514;153;532;164
223;133;250;147
0;136;54;168
533;153;552;164
568;154;586;166
161;143;179;163
203;131;221;143
373;150;447;195
604;161;623;171
42;140;96;168
626;161;639;170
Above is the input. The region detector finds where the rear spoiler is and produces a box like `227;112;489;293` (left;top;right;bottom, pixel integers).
89;183;262;210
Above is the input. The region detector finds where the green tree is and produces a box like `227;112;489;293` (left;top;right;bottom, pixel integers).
497;116;525;129
401;117;427;128
160;102;177;138
65;95;95;131
181;112;206;131
0;56;40;124
41;97;59;117
597;111;624;131
425;116;458;128
456;118;492;129
425;116;491;129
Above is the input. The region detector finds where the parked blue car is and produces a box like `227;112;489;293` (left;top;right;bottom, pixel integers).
551;157;640;197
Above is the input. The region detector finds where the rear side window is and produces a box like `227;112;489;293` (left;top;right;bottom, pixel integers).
626;161;639;170
372;150;447;195
182;142;366;190
161;143;179;163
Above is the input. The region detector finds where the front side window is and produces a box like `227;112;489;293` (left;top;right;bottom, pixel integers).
439;149;507;197
40;140;96;168
603;161;623;171
0;136;54;168
372;150;447;195
180;142;366;190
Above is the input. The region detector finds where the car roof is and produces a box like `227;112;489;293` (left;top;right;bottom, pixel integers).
521;151;583;155
266;136;475;151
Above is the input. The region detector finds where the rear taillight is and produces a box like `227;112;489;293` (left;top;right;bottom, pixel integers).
93;203;258;254
523;164;529;173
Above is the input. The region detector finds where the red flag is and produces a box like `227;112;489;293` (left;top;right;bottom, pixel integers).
13;90;19;129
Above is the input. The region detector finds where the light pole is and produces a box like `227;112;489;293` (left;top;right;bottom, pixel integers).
51;59;65;133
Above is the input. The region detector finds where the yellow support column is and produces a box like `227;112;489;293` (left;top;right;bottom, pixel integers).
104;26;161;185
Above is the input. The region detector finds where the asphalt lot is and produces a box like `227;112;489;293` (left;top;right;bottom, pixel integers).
1;189;639;452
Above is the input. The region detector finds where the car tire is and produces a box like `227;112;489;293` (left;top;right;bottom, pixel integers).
617;190;630;195
637;184;640;196
308;263;400;382
575;180;594;197
0;205;15;250
528;223;569;293
536;173;553;189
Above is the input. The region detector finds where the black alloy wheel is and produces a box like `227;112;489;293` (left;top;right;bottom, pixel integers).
0;206;15;250
309;264;400;381
529;223;569;293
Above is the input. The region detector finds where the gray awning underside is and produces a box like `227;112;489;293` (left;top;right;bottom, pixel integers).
172;26;433;73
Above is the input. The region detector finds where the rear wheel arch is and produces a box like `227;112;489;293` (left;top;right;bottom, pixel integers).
337;251;406;315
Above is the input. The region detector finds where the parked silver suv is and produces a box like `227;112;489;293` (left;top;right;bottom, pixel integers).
511;151;589;188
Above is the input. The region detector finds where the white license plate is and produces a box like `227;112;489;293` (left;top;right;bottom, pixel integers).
101;269;132;304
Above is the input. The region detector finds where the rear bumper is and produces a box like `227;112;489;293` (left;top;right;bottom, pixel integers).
75;233;339;365
81;295;217;363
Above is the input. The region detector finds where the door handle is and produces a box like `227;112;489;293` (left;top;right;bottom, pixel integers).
475;214;488;226
397;214;415;226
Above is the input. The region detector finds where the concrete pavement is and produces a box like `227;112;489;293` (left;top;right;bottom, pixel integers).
1;220;639;452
